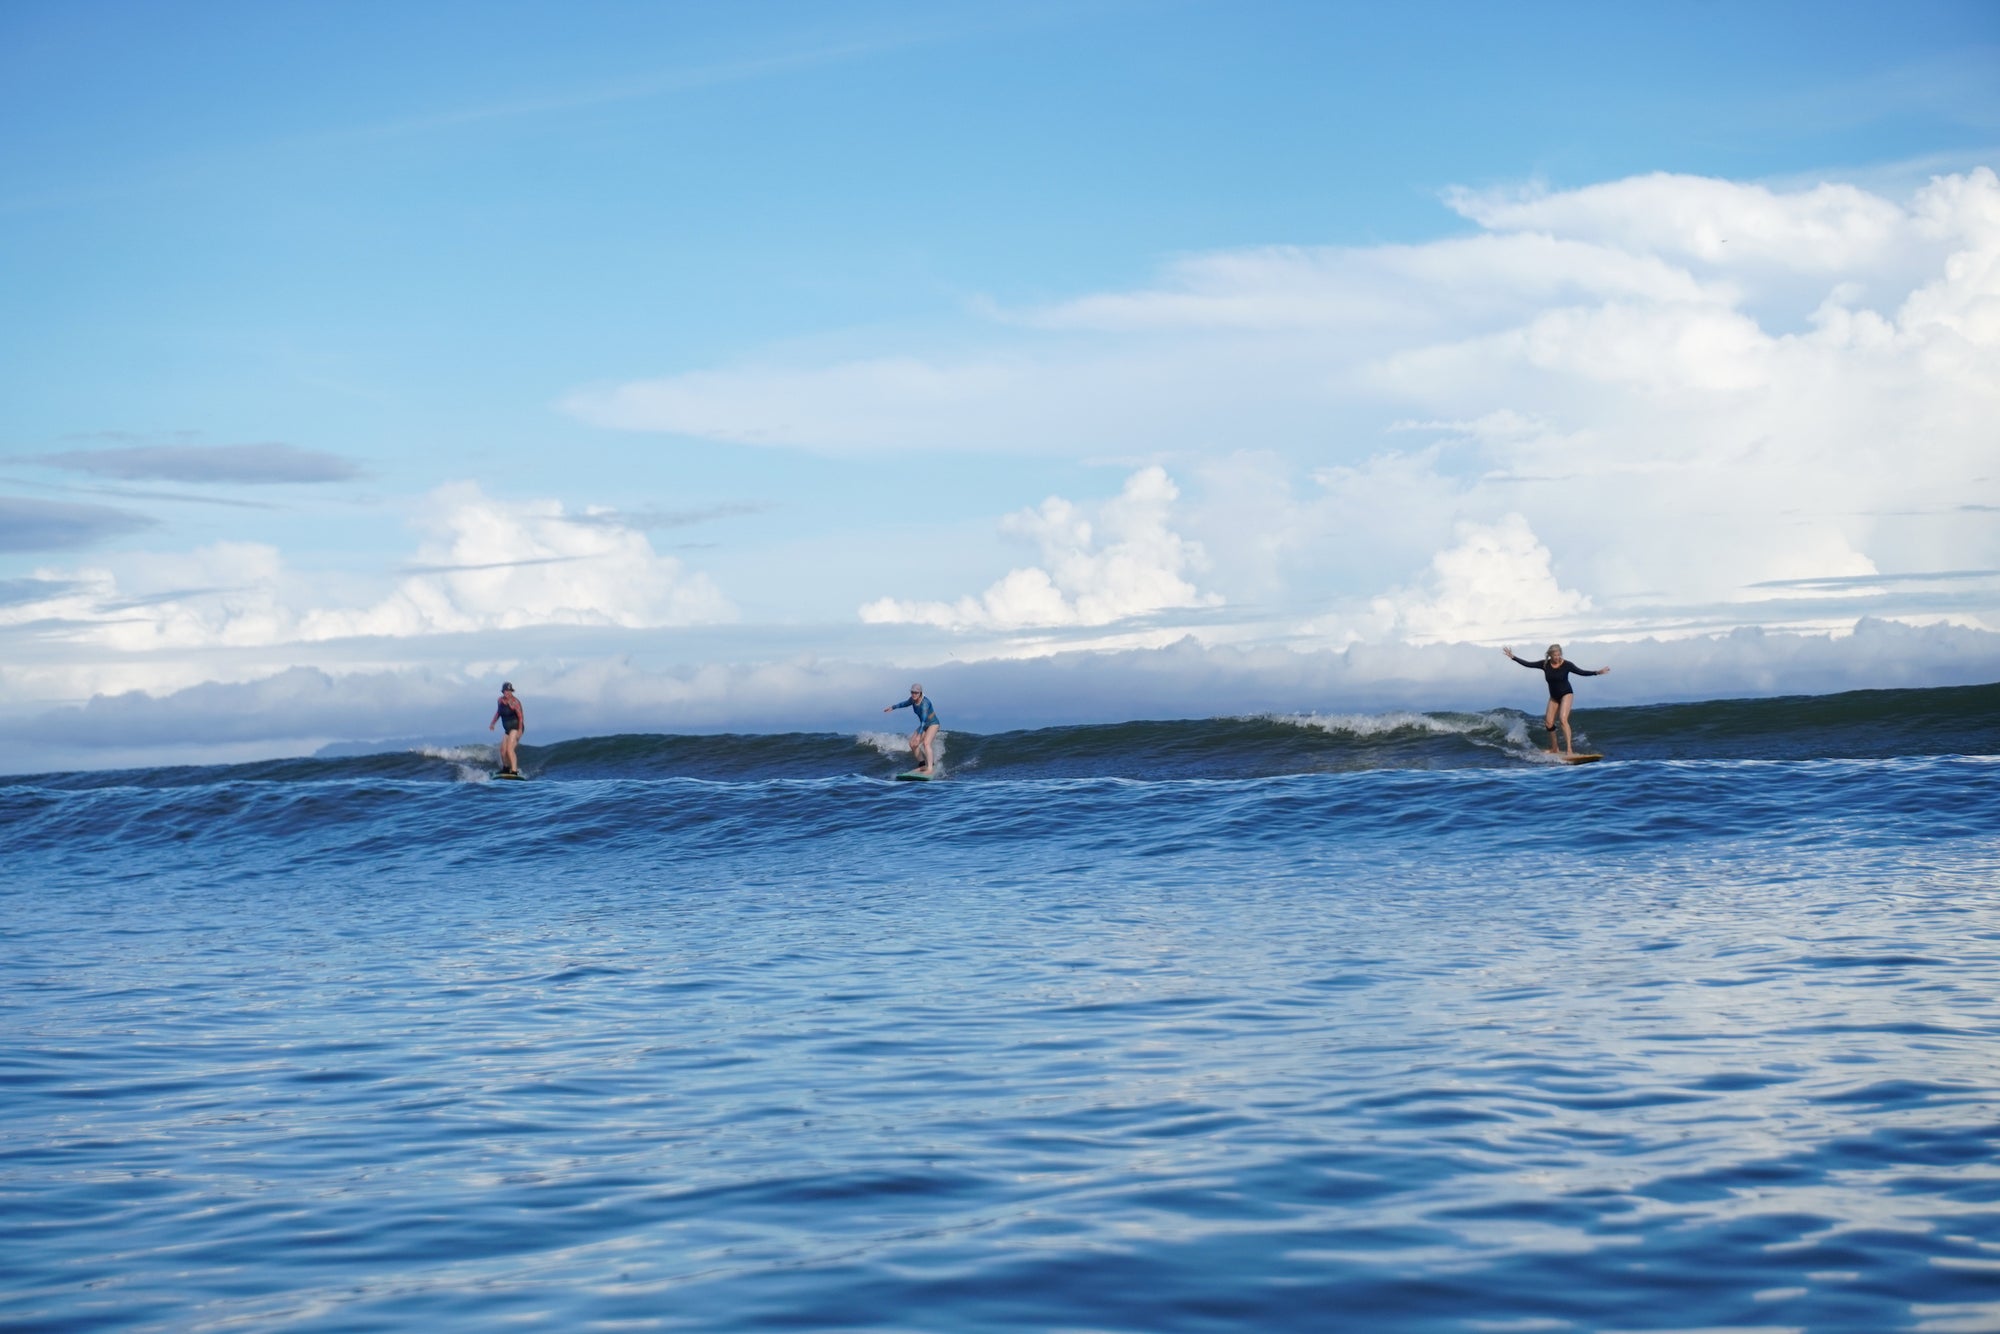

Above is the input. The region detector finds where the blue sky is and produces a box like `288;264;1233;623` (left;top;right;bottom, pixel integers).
3;0;1998;769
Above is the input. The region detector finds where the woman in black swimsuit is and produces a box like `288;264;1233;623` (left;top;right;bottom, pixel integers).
1502;644;1609;756
488;682;525;775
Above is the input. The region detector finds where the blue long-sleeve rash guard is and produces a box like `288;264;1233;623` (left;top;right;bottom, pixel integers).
892;696;940;729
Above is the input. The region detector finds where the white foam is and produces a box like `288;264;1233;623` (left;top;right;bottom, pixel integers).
1262;709;1486;739
414;744;493;763
855;729;946;772
1262;708;1556;760
855;730;910;759
413;743;499;783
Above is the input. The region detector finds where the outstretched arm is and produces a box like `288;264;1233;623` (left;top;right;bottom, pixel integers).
1500;646;1540;668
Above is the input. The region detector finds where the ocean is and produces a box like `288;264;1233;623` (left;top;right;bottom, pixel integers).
4;681;1998;1332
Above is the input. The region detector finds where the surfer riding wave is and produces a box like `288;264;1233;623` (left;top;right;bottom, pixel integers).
488;682;525;776
883;683;941;774
1502;645;1609;757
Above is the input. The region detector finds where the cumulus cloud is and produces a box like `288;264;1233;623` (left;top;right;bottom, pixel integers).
300;483;732;639
1372;514;1592;645
859;467;1221;631
567;168;2000;651
0;496;157;551
30;442;362;484
0;483;733;656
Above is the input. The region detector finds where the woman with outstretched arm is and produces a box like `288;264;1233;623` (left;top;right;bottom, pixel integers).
1502;644;1609;756
883;683;941;773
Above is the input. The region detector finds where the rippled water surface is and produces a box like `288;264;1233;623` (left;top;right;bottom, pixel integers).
5;700;2000;1331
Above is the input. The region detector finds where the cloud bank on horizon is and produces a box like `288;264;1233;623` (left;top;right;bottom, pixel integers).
10;618;1998;777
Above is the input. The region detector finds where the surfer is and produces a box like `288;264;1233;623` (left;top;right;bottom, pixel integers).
488;682;525;775
883;683;941;773
1502;645;1609;756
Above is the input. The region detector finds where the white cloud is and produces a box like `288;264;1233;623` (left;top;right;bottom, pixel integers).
0;483;733;660
566;169;1999;649
1444;173;1913;272
301;483;732;639
1018;234;1733;334
564;170;1993;451
1372;514;1592;645
859;467;1221;631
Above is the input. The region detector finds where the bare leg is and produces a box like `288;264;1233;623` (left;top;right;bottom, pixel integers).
502;730;519;773
1541;701;1559;752
1555;696;1575;755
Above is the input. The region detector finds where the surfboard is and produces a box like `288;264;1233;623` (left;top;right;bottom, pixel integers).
1560;753;1604;765
493;770;530;781
894;769;939;781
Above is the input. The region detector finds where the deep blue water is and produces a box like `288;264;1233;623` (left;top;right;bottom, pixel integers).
4;683;1999;1331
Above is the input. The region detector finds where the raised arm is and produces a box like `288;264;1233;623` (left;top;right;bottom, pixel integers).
1500;646;1541;668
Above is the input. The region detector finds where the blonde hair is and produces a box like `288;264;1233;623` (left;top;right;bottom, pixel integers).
1546;644;1562;657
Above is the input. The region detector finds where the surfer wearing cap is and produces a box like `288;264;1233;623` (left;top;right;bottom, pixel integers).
489;682;525;776
883;683;941;774
1502;645;1609;757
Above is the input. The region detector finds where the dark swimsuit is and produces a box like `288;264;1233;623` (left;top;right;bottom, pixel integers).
497;698;521;734
1511;655;1600;701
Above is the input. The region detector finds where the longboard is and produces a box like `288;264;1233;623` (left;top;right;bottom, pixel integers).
894;769;939;781
493;770;530;781
1559;753;1604;765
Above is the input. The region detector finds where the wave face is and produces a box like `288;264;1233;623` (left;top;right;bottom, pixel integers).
15;680;1996;790
3;679;1998;1332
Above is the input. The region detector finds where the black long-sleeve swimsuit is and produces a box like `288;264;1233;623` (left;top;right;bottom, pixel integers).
1510;655;1601;701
